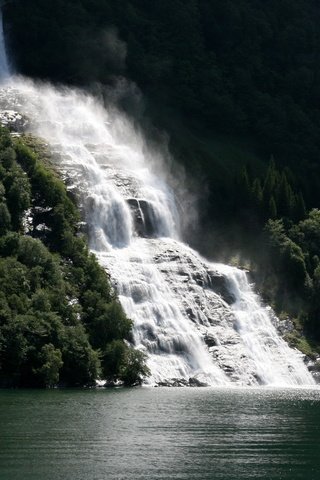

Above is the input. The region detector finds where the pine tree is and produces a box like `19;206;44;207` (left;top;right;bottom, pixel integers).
263;157;277;201
237;166;251;209
252;178;263;206
269;196;277;219
276;172;294;218
293;191;307;221
262;157;279;218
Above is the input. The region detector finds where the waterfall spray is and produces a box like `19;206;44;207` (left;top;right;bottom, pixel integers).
0;11;9;80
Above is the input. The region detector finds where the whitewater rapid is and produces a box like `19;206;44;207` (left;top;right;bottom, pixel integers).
0;12;315;386
0;77;314;387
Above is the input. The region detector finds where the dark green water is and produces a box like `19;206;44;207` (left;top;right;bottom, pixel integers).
0;387;320;480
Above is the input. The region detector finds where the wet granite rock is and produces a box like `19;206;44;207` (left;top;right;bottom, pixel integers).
156;378;189;387
204;333;218;347
207;270;236;305
156;377;207;387
127;198;156;237
188;377;207;387
0;109;28;132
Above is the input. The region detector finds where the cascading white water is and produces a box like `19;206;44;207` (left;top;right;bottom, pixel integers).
0;12;9;80
214;264;314;385
0;13;315;386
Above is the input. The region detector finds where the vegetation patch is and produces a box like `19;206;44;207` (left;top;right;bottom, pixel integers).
0;127;149;388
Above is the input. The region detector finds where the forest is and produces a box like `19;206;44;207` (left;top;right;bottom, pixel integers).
3;0;320;349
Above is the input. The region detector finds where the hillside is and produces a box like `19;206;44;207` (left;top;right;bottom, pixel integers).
3;1;320;348
5;0;320;203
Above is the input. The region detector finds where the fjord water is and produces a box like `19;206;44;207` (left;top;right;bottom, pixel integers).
1;387;320;480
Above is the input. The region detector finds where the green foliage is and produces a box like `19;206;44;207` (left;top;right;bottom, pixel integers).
102;340;150;385
119;348;150;386
82;292;132;349
0;202;11;234
0;147;16;169
269;197;277;220
255;212;320;340
6;169;31;229
36;343;63;387
292;209;320;259
284;332;316;359
0;128;148;387
102;339;127;379
293;192;307;223
59;324;100;386
0;133;31;230
265;219;308;290
236;159;307;227
15;140;79;251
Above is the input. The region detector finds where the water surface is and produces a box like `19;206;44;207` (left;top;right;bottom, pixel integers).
1;387;320;479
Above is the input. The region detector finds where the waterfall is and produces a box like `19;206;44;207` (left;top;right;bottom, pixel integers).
214;264;314;385
0;13;314;386
0;11;9;80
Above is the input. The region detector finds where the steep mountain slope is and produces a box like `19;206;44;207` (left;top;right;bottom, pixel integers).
2;1;320;361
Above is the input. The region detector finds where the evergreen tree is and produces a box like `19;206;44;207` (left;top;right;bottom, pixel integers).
262;158;278;217
237;166;251;209
293;191;307;221
269;196;277;219
276;172;294;218
251;177;263;210
0;202;11;235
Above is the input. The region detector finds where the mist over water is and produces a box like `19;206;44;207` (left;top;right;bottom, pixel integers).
0;14;315;386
